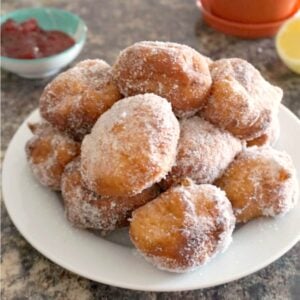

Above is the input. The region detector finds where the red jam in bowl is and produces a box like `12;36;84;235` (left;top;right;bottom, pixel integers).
1;18;75;59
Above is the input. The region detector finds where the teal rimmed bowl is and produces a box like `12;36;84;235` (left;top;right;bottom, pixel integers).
0;7;87;78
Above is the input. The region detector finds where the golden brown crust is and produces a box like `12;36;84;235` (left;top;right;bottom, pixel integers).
40;59;122;140
130;181;235;272
215;147;297;223
246;116;280;147
81;94;180;197
25;122;80;190
61;158;160;232
202;58;282;140
246;133;269;147
159;116;242;190
112;41;212;117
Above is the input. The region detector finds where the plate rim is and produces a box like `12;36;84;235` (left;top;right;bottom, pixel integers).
2;104;300;292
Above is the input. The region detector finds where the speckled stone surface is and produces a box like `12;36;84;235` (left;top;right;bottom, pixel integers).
1;0;300;299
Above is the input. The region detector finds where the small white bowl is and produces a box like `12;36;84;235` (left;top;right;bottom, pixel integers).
0;7;87;78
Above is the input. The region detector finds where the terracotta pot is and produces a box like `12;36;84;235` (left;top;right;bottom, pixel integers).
209;0;300;24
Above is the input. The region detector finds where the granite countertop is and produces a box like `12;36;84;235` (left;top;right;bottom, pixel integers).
1;0;300;299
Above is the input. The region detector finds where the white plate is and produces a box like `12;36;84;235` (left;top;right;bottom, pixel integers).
2;105;300;292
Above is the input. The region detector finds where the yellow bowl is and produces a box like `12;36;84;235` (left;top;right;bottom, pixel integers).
275;15;300;74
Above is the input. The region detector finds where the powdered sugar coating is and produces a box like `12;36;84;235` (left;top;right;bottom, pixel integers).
112;41;212;117
204;55;214;66
130;180;235;273
25;122;80;190
246;115;280;147
40;59;122;140
202;58;282;140
61;159;160;233
160;116;243;190
215;146;298;223
81;93;180;197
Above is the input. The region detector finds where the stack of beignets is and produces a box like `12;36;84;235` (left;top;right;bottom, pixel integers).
25;41;298;273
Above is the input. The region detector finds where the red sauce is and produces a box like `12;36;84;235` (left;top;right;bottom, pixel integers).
1;18;75;59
